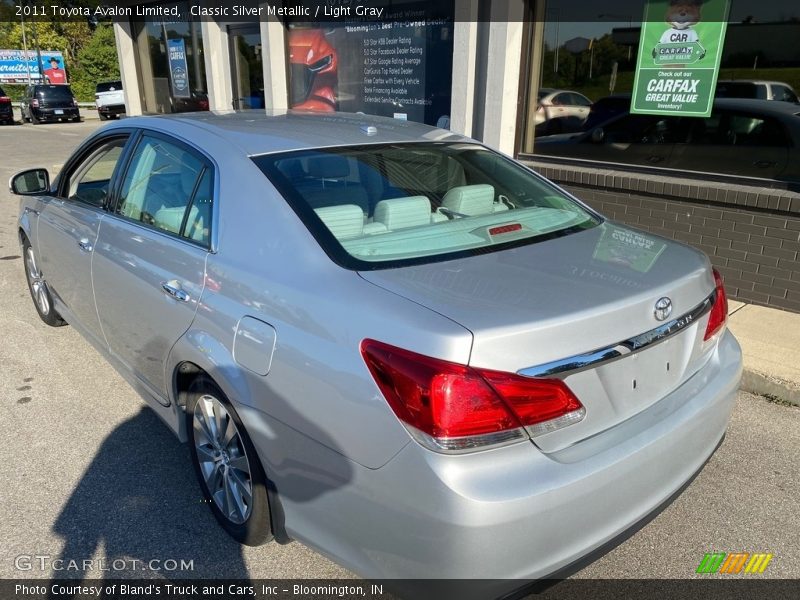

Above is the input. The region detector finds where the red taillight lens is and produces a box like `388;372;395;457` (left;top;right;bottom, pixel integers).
703;267;728;341
0;96;10;104
360;339;584;451
31;98;39;107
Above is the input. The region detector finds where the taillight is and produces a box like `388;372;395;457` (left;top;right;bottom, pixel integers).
703;267;728;341
31;98;39;107
0;96;10;104
360;339;584;452
72;98;78;107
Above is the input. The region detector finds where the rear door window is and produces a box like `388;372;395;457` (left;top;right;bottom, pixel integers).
116;135;212;245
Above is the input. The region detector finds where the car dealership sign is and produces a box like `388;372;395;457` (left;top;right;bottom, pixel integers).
631;0;730;117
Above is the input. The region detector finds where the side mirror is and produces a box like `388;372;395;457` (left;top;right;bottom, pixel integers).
591;128;605;143
9;168;50;195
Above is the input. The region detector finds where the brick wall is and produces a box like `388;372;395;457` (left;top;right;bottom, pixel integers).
526;161;800;313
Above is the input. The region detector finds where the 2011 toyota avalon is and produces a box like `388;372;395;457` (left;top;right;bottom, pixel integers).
10;111;741;597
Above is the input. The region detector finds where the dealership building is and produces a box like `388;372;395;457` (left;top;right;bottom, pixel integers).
110;0;800;312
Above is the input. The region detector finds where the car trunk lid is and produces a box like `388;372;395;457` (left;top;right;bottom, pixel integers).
359;223;718;452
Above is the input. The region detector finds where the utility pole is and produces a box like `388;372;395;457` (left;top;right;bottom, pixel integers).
20;11;32;83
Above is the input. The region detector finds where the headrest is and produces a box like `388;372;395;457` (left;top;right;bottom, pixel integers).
373;196;431;230
314;204;364;240
441;184;495;216
307;155;350;179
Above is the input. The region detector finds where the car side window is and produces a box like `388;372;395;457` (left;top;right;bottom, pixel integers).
117;135;208;242
65;137;128;208
569;93;592;107
774;85;798;103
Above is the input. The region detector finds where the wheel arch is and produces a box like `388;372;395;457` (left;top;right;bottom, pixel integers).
169;332;290;543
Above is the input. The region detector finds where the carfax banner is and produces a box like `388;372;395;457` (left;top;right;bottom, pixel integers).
631;0;730;117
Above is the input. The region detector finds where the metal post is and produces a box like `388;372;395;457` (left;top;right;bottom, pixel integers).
21;13;32;83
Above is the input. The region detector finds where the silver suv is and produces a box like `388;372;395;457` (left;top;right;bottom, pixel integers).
95;80;125;120
715;80;799;103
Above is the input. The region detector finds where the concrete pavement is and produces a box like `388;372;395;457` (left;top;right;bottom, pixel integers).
728;300;800;406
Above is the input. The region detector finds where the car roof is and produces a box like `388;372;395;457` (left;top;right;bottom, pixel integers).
115;110;470;156
717;79;793;86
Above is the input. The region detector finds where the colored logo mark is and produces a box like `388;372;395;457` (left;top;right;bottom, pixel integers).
696;552;773;574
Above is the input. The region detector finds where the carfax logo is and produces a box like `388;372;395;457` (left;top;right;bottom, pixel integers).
696;552;773;574
652;0;706;64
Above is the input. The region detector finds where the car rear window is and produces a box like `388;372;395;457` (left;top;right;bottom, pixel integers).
36;85;74;98
0;86;6;96
253;143;600;270
96;81;122;93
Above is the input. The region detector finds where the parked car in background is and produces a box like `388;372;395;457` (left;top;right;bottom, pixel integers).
715;80;799;104
580;94;632;132
173;90;210;113
535;98;800;184
534;88;592;135
95;80;125;120
0;85;13;124
10;111;741;597
20;84;80;124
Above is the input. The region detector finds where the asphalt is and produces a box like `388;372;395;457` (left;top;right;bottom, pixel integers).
0;119;798;585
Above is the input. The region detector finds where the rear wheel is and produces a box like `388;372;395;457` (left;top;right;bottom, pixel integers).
186;376;272;546
99;113;108;121
22;238;66;327
29;111;39;125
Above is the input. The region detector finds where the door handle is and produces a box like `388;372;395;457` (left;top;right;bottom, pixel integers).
753;160;777;168
24;207;40;216
78;238;93;252
161;281;190;302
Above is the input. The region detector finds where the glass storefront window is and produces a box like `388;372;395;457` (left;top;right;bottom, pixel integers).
132;1;208;114
522;0;800;185
284;0;454;126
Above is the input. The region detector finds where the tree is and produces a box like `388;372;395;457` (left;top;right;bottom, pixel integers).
69;23;119;100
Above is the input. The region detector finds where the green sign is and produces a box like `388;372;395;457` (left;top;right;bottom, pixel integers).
631;0;730;117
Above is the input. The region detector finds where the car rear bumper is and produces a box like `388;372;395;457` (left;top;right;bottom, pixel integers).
250;330;741;593
33;107;79;120
98;104;125;115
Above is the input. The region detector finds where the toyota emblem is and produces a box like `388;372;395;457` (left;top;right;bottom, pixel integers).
654;297;673;321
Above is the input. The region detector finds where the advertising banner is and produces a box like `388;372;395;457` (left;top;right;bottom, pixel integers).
631;0;730;117
286;0;454;126
0;49;66;84
167;38;191;98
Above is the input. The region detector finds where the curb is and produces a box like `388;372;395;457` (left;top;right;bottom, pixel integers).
741;368;800;407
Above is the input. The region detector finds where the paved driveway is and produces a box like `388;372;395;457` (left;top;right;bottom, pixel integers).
0;120;798;585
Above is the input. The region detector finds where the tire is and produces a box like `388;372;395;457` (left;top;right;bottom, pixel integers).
186;376;272;546
99;113;108;121
29;111;39;125
22;237;67;327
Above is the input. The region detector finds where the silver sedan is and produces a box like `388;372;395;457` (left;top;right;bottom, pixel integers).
10;112;741;596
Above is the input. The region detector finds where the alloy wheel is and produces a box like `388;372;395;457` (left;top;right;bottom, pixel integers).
192;394;254;524
25;246;50;316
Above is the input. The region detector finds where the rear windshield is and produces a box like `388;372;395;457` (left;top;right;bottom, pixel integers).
253;143;600;270
36;85;74;98
96;81;122;93
0;86;6;96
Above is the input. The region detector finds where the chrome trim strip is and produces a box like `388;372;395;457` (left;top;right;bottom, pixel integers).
518;293;715;379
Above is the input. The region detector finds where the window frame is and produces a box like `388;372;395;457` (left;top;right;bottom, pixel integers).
107;129;217;250
56;129;136;211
